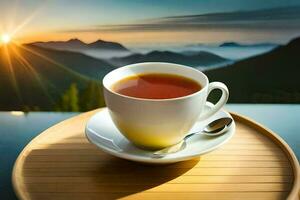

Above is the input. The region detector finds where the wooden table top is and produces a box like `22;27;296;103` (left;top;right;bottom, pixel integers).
12;109;299;200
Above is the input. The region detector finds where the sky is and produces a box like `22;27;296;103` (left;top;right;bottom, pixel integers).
0;0;300;46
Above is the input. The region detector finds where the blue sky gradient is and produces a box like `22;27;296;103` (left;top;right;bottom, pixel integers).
0;0;299;45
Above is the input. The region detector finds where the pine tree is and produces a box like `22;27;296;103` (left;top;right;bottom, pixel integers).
80;81;105;111
69;83;80;111
56;83;80;111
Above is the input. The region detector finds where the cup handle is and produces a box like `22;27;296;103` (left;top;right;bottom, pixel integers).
199;82;229;120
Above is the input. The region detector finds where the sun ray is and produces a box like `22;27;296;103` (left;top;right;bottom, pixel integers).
11;45;55;104
10;1;49;37
15;43;90;81
11;13;37;37
2;45;22;101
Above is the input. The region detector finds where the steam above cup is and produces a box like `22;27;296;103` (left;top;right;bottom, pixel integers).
103;62;229;150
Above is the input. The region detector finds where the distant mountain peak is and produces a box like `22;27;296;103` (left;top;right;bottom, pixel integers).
90;39;105;43
219;42;240;47
67;38;86;44
219;41;278;48
30;38;129;52
88;39;128;51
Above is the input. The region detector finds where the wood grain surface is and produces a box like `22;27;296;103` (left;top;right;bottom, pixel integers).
12;109;300;200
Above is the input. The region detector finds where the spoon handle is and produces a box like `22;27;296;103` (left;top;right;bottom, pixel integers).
184;131;203;140
152;140;186;158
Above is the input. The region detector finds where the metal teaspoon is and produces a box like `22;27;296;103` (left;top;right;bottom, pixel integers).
153;117;233;158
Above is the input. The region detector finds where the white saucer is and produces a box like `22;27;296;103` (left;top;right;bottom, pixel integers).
85;105;235;164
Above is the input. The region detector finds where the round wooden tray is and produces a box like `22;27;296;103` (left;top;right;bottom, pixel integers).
13;109;299;200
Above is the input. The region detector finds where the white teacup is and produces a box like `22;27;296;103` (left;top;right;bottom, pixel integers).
103;62;229;150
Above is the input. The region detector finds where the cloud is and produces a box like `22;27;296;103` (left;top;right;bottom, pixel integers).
60;6;300;33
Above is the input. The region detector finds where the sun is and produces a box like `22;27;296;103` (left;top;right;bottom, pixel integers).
1;34;11;44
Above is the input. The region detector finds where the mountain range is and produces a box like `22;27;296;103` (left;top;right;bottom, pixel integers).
110;50;229;67
186;42;277;48
30;38;129;52
205;37;300;103
0;36;299;111
30;40;231;67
